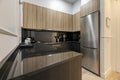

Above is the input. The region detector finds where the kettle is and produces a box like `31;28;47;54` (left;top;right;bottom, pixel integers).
24;38;31;45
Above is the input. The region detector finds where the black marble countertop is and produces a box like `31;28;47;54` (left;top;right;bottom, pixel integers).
21;43;70;58
0;42;81;80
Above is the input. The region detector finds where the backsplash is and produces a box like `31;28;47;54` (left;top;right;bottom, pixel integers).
22;29;80;43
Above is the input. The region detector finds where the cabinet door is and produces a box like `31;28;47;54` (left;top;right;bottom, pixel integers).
27;3;37;29
76;12;80;31
36;6;43;29
52;10;57;30
23;3;37;29
73;12;80;31
23;4;36;29
73;14;76;31
68;14;73;31
56;11;63;31
23;3;28;28
42;7;47;29
63;13;69;31
46;9;57;30
32;5;37;29
46;9;52;30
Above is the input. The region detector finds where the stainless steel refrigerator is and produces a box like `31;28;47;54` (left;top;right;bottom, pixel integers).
80;11;100;75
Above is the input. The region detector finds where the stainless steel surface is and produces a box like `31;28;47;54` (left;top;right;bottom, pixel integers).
80;12;99;48
80;11;100;75
80;46;99;74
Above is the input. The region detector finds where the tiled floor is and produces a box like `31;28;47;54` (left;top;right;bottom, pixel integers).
82;69;104;80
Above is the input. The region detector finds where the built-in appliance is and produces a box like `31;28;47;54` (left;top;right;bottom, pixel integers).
80;11;100;75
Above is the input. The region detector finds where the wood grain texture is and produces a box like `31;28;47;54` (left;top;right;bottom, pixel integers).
56;11;63;31
73;11;80;31
23;51;81;74
80;0;100;17
23;2;75;31
22;52;82;80
36;6;43;29
23;3;37;29
42;7;47;29
23;3;28;28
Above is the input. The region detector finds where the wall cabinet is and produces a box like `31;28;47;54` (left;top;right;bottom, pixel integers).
23;3;37;29
80;0;100;17
56;11;64;31
23;2;75;32
46;9;57;30
73;12;80;31
36;6;43;29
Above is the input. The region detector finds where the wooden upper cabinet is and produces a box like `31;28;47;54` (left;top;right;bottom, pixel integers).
73;12;80;31
27;3;37;29
63;13;68;31
52;10;57;30
46;9;52;30
63;13;73;31
76;12;80;31
23;3;37;29
23;2;75;31
36;6;43;29
56;11;63;31
23;3;28;28
68;14;73;31
32;5;37;29
42;7;47;29
80;0;100;17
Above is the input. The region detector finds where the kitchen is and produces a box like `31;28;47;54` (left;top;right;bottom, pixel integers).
0;0;120;80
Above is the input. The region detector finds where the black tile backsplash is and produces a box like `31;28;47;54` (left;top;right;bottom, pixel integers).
22;29;80;43
22;29;80;53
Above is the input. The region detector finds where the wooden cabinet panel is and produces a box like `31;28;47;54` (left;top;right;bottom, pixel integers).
63;13;73;31
23;54;81;80
27;3;33;29
56;11;63;31
73;12;80;31
42;7;47;29
63;13;68;31
52;10;57;30
23;3;37;29
32;5;37;29
23;3;28;28
23;2;74;31
46;9;54;30
46;9;57;30
80;0;100;17
76;12;80;31
68;14;73;31
36;6;43;29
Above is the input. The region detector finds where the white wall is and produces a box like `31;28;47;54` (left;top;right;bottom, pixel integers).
100;0;112;78
0;0;20;34
111;0;120;72
73;0;81;14
23;0;73;14
0;0;20;68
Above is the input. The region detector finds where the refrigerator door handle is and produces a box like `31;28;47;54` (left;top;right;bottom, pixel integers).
80;46;97;49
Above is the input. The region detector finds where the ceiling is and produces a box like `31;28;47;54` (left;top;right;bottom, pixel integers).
63;0;79;4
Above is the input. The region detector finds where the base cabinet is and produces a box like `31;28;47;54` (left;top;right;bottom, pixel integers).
24;56;82;80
